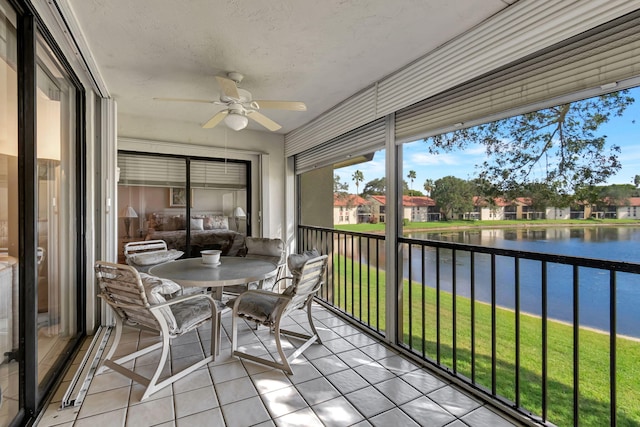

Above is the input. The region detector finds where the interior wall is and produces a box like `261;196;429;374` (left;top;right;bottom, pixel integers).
118;113;286;239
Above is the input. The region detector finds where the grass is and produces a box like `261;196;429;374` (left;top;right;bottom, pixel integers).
328;253;640;427
335;218;640;234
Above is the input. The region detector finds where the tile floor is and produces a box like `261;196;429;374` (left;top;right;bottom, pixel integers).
37;304;522;427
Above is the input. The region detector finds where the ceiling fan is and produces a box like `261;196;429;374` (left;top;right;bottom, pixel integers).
154;72;306;131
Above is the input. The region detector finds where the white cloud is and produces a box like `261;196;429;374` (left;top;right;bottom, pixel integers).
410;152;458;165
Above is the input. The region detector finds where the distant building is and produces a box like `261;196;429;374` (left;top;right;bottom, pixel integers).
333;194;368;224
615;197;640;219
368;195;440;222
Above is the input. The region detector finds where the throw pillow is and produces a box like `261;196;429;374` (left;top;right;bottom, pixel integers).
190;217;204;231
287;249;320;283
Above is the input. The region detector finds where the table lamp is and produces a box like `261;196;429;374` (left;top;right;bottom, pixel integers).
233;206;246;231
120;206;138;238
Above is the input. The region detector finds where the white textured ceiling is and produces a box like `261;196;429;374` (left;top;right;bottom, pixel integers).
67;0;514;134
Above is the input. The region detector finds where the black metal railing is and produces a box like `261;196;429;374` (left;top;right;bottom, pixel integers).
400;236;640;426
299;224;640;426
298;225;386;336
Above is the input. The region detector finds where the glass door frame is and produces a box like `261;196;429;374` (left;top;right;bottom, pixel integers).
12;0;87;423
117;150;252;257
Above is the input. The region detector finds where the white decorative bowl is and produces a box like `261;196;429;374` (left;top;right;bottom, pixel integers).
201;249;222;265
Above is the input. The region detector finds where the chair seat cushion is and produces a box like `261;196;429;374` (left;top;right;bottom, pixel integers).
139;273;182;300
171;297;226;333
227;293;281;323
129;249;183;266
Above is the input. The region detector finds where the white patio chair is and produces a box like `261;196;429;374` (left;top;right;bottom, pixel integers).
95;261;225;401
124;239;183;273
224;236;285;295
229;253;327;374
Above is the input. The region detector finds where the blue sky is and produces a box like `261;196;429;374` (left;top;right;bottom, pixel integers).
337;86;640;194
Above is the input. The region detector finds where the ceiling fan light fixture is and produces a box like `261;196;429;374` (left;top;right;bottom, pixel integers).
224;112;249;131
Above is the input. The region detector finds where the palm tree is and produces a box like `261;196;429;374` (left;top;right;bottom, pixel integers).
407;170;416;195
352;170;364;197
424;178;434;197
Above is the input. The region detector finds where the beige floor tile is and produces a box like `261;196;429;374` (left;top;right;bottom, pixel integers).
260;385;308;418
344;385;395;419
172;367;212;395
125;395;174;426
209;359;247;384
325;369;369;394
400;396;456;427
295;377;340;406
129;381;172;404
174;386;218;419
428;385;481;417
176;407;224;427
77;386;130;419
251;369;292;395
369;407;420;427
273;407;324;427
215;376;258;405
312;396;365;427
461;405;517;427
73;407;126;427
374;377;422;406
220;395;271;426
88;371;132;395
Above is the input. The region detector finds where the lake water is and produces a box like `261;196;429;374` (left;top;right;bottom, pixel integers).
405;226;640;338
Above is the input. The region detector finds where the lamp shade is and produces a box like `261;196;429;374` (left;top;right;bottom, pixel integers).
119;206;138;218
224;113;249;131
233;206;246;218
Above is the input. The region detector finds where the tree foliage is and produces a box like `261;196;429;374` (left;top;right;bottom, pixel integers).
423;179;434;196
334;174;349;194
362;177;386;196
431;176;475;220
425;91;634;204
352;170;364;196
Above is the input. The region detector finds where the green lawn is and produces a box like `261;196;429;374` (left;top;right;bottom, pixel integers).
329;254;640;427
335;218;640;234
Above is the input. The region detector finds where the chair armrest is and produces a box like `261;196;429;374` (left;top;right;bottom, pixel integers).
151;292;217;309
235;289;293;302
99;291;218;311
271;276;294;292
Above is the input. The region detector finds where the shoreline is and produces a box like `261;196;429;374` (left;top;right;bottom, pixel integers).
403;220;640;234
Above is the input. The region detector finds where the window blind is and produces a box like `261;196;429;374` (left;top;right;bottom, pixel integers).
395;10;640;143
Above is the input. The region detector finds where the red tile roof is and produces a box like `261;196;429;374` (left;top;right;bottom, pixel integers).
367;195;436;207
333;194;368;206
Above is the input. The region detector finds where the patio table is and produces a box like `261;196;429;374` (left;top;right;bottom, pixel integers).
149;256;278;299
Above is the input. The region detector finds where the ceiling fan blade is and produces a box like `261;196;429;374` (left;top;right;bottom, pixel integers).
253;100;307;111
247;111;282;131
202;110;228;129
154;97;215;103
215;76;240;100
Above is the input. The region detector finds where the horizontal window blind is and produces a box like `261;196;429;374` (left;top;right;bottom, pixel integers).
190;161;246;188
118;154;246;188
285;0;638;157
295;118;386;175
395;10;640;143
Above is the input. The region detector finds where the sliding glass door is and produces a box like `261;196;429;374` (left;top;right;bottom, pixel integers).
35;33;80;387
0;2;19;423
118;152;250;259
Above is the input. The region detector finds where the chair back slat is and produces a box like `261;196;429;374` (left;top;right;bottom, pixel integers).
285;255;327;312
124;240;168;257
95;261;162;330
